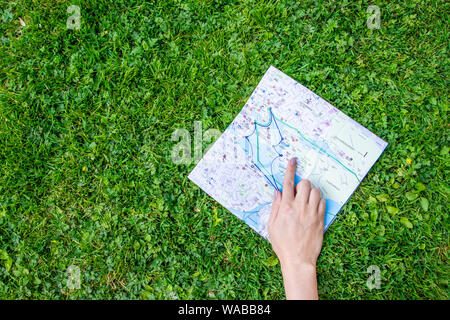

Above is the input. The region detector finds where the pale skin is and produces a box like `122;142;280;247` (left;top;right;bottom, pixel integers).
268;157;326;300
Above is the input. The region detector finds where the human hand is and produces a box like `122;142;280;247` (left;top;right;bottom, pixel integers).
268;157;326;299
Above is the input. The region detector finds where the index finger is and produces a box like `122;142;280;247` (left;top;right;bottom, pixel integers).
281;157;297;202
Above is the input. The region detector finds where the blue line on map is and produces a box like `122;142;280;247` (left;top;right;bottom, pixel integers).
246;136;279;191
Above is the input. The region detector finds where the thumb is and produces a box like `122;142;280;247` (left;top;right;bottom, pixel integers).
269;190;281;225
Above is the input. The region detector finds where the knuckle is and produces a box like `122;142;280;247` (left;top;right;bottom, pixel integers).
301;205;308;214
287;180;295;188
283;204;295;214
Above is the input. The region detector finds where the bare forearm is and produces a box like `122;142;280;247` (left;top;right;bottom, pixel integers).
281;261;318;300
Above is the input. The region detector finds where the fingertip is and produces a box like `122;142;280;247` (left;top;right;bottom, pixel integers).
313;187;323;196
302;179;311;187
312;187;321;199
282;158;297;201
289;157;297;167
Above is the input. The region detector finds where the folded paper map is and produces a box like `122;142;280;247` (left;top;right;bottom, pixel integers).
189;66;388;239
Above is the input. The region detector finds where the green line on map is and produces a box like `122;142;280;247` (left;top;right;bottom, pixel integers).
270;109;361;183
251;108;361;184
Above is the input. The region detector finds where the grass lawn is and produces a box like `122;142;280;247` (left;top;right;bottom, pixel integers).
0;0;448;299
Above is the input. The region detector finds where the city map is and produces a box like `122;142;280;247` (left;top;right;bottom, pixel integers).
188;66;388;239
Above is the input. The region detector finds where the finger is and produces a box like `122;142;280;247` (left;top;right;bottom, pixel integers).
308;188;321;210
282;157;297;202
318;198;326;225
269;190;281;225
295;179;311;205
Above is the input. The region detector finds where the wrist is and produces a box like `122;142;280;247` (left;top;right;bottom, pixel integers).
279;258;318;300
280;257;316;273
